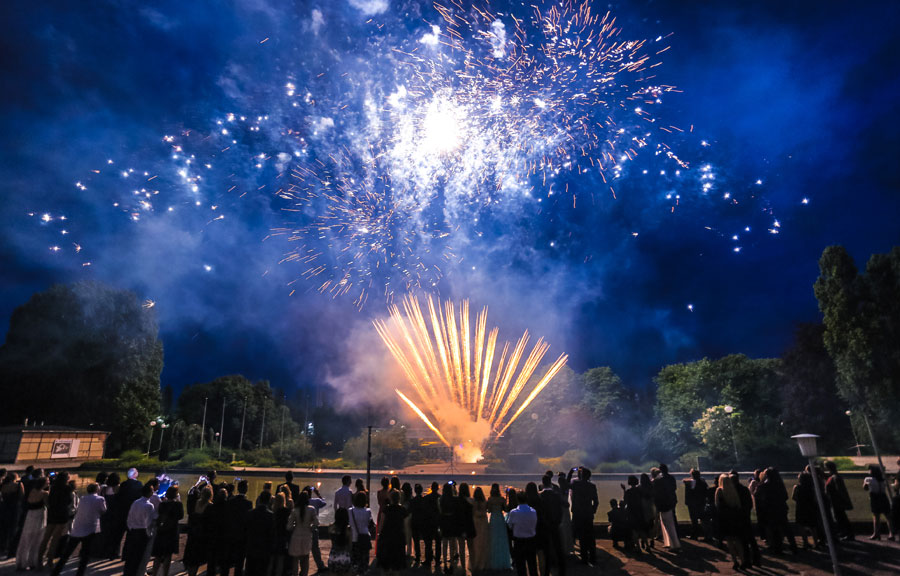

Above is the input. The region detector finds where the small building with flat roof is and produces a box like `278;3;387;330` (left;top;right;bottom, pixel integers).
0;426;108;465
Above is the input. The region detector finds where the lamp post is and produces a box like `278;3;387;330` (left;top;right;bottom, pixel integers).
792;434;840;576
857;411;894;500
218;398;226;459
146;420;157;456
845;411;862;457
724;405;740;468
366;425;373;497
200;396;208;449
157;421;168;454
239;397;246;452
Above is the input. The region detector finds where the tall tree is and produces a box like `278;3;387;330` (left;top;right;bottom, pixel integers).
175;375;300;451
652;354;790;466
814;245;900;449
0;282;163;454
779;323;851;453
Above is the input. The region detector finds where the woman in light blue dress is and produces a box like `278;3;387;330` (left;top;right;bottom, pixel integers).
486;484;511;570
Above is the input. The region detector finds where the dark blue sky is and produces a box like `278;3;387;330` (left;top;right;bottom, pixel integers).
1;0;898;397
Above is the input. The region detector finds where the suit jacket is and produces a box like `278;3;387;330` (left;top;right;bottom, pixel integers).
225;494;253;544
570;479;598;520
116;479;144;520
245;506;275;557
539;488;562;528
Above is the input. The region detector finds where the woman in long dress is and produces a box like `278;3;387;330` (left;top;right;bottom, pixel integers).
716;474;746;570
377;491;408;573
16;476;49;570
182;486;211;576
401;483;413;562
287;492;319;576
470;487;490;573
271;492;293;576
328;507;353;573
486;484;511;570
150;486;184;576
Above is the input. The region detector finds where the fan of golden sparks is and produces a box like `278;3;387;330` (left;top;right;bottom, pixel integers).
374;295;568;452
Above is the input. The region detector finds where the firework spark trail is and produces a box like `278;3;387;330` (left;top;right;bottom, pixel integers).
44;1;785;306
386;0;683;202
269;0;691;305
374;294;568;450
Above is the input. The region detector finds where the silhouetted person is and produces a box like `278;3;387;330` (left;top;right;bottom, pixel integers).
607;499;629;549
824;461;854;540
539;475;565;576
457;483;476;573
334;475;353;512
716;474;746;570
303;484;328;573
122;484;156;576
439;482;462;574
329;506;353;571
507;488;538;576
110;468;143;559
50;482;106;576
0;472;23;556
684;469;709;540
623;476;651;552
150;486;184;576
245;490;274;576
732;471;760;567
755;468;796;554
425;481;442;566
568;467;597;565
793;471;820;549
224;479;253;575
377;490;408;572
40;471;74;564
349;491;373;574
652;464;680;552
864;464;893;540
409;484;427;565
277;471;301;506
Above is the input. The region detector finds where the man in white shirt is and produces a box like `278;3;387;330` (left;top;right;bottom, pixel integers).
49;482;107;576
506;488;538;576
122;484;156;576
334;475;353;511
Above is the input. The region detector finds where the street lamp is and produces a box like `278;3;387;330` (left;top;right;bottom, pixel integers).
157;422;168;454
845;410;862;457
146;420;157;456
723;405;740;468
792;434;840;576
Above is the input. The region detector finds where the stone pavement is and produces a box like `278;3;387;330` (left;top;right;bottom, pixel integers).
1;535;898;576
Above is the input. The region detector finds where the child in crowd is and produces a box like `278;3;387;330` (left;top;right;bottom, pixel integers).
607;499;630;549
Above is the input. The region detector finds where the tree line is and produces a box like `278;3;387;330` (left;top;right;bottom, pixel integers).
0;244;897;468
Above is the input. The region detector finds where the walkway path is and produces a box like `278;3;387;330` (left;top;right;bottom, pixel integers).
4;533;898;576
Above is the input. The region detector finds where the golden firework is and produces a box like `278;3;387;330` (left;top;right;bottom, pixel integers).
374;294;568;448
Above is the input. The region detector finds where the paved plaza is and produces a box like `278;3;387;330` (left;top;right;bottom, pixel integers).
2;534;898;576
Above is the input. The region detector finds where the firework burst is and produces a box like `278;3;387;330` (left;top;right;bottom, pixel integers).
374;294;568;461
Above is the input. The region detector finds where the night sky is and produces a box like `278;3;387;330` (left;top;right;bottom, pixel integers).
2;0;899;399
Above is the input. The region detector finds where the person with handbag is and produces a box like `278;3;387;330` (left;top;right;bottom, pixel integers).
287;492;319;576
349;492;374;574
